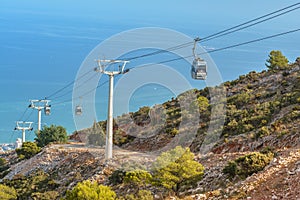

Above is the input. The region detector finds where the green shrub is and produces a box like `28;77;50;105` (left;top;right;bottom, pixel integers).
223;152;273;179
35;125;68;147
222;161;237;178
256;126;270;138
281;80;288;86
167;128;179;136
152;146;204;192
0;158;6;166
228;92;251;108
110;168;152;186
63;180;116;200
136;190;153;200
0;184;17;200
190;96;209;112
0;158;9;174
15;142;41;160
3;170;60;199
0;169;10;179
226;119;238;132
123;170;152;185
290;110;300;120
109;169;126;185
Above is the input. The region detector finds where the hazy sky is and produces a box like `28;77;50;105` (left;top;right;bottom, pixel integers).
0;0;299;143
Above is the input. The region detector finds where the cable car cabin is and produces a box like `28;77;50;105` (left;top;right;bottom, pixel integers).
191;58;207;80
75;106;82;115
44;106;51;115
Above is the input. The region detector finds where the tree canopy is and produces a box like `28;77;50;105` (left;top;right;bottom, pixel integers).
265;50;289;70
152;146;204;191
35;125;68;147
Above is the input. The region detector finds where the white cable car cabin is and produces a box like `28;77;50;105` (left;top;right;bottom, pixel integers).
44;105;51;115
191;58;207;80
191;37;207;80
75;105;82;115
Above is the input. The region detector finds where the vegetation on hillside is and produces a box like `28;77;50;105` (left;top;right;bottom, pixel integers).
0;145;203;199
1;51;299;199
35;125;68;147
101;50;300;154
152;146;204;192
0;158;10;179
2;170;60;199
15;141;41;160
223;151;274;179
0;184;17;200
266;50;289;70
108;146;204;198
63;180;116;200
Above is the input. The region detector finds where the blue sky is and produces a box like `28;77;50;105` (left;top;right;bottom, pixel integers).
0;0;299;143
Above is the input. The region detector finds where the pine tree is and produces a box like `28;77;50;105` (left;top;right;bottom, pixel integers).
265;50;289;70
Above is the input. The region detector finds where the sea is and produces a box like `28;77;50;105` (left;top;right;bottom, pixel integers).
1;13;299;145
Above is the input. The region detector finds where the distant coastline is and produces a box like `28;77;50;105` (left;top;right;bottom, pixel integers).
0;143;16;152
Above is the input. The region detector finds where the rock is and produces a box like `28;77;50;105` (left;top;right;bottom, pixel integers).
287;170;296;175
194;193;206;200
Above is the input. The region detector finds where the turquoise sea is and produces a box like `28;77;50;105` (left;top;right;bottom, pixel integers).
1;1;300;144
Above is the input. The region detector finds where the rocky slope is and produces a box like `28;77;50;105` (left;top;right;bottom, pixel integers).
1;61;300;199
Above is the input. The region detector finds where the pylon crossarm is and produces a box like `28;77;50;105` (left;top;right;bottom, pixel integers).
14;121;33;143
28;99;51;132
95;59;129;74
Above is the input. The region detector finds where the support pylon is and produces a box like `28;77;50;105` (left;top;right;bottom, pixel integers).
14;121;33;143
28;99;51;132
95;59;129;160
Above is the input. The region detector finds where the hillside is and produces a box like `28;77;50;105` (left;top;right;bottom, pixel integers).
73;58;300;155
1;58;300;199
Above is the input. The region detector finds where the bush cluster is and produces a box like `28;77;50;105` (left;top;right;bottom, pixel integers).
63;180;116;200
15;142;41;160
0;184;17;200
35;125;68;147
223;152;274;179
123;170;152;185
3;170;59;199
0;158;9;175
109;146;204;195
